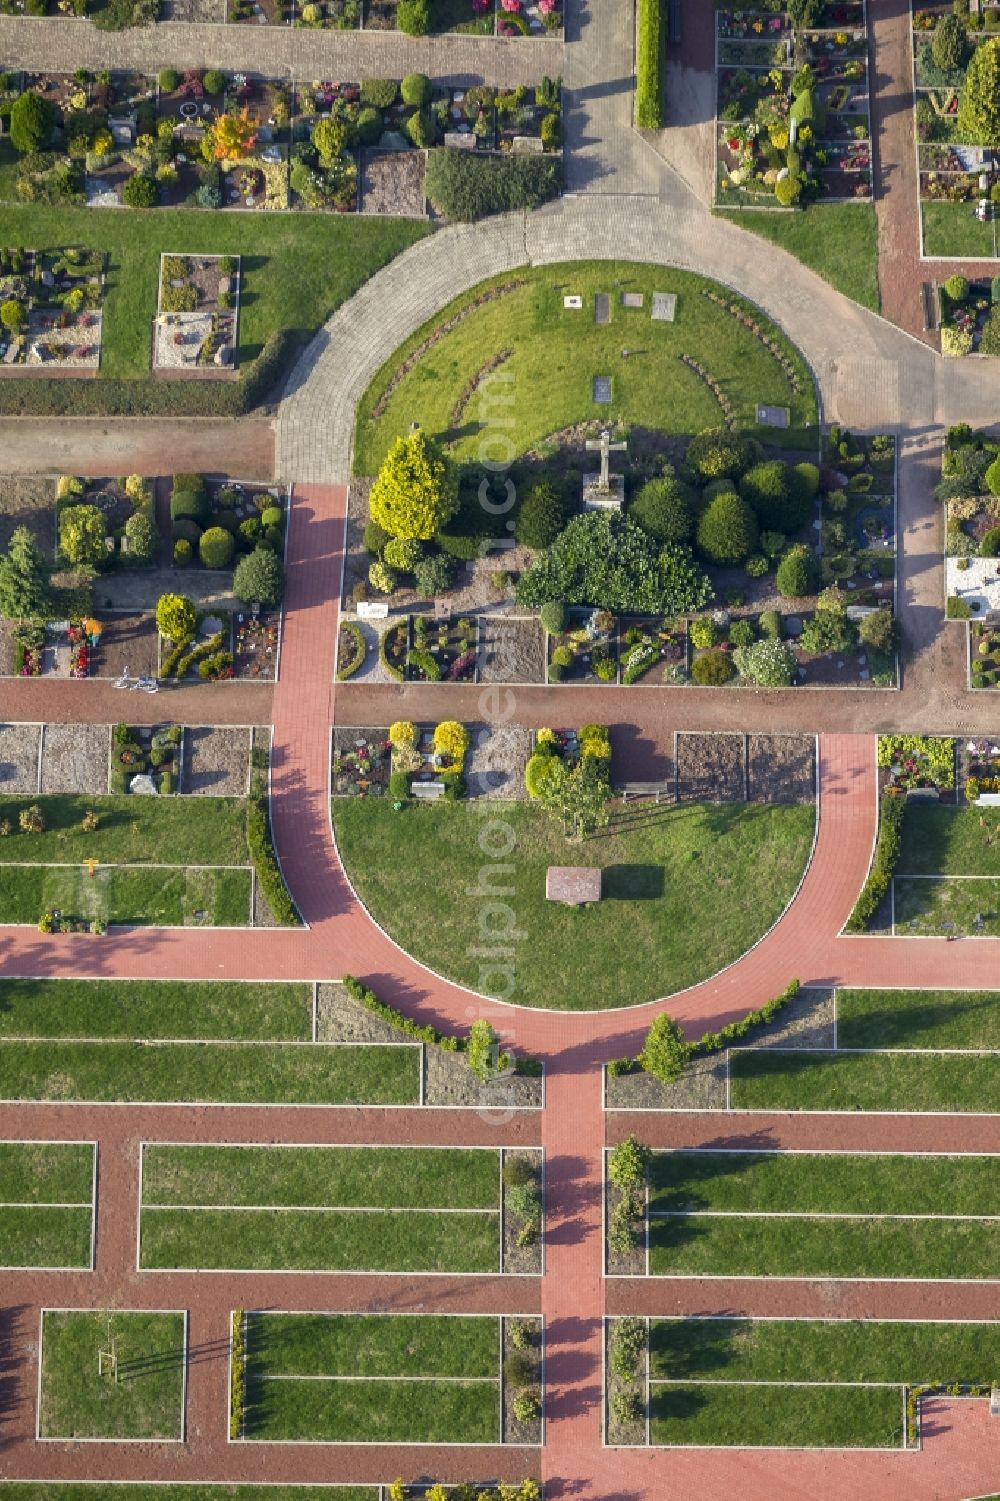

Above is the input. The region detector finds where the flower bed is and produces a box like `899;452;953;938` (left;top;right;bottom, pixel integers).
0;247;105;373
153;252;240;374
620;616;687;685
546;608;618;683
406;613;480;681
960;737;1000;795
234;610;279;679
332;726;391;796
938;278;1000;357
877;734;956;796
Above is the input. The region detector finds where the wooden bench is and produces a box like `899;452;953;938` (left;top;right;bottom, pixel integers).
620;781;672;804
412;780;446;801
921;282;937;331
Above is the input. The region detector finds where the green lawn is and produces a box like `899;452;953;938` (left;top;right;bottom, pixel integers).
897;806;1000;876
922;201;997;259
0;199;427;396
893;876;1000;937
140;1145;501;1272
0;1142;93;1267
0;795;248;865
730;1048;1000;1113
0;862;251;926
332;800;815;1010
837;987;1000;1049
353;261;818;473
649;1381;902;1448
647;1151;1000;1278
244;1313;500;1444
715;203;881;313
0;1039;418;1104
0;978;313;1039
39;1310;186;1440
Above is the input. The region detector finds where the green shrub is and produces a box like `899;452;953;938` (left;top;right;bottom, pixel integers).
124;509;157;563
689;616;720;650
246;794;300;926
401;72;432;107
516;511;712;615
407;647;442;681
171;488;209;524
203;69;226;95
363;520;388;555
759;607;782;639
540;600;568;634
696;490;759;565
608;1135;650;1191
740;461;810;534
776;544;819;598
981;526;1000;557
413;553;456;596
173;539;192;564
735;636;797;686
517;481;565;549
172;518;203;545
10;91;55;153
388;770;412;800
630;472;694;544
425;149;562;221
198;526;235;568
690;647;735;685
638;1012;691;1083
233;546;284;605
123;172;158;207
944;273;970;301
686;429;757;480
774;174;802;207
361;79;398;108
745;553;769;578
845;793;905;932
635;0;664;128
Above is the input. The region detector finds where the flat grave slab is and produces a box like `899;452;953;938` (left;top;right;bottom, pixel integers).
593;376;612;403
757;403;791;428
595;293;610;324
622;292;644;308
652;292;677;322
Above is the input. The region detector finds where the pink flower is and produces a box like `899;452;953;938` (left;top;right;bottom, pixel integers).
539;0;555;12
500;0;520;11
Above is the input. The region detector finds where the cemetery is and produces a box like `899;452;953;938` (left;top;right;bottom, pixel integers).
0;1140;94;1268
137;1142;541;1273
0;977;421;1104
38;1309;187;1440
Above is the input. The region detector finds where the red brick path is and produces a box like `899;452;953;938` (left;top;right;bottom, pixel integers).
4;485;1000;1499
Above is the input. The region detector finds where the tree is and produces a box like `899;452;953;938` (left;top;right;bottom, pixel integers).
534;755;611;841
468;1018;507;1081
312;116;348;166
958;37;1000;147
608;1135;650;1191
123;510;157;563
156;592;197;641
0;525;50;621
516;481;565;549
933;13;967;71
696;490;759;565
10;91;55;154
233;546;285;606
638;1013;691;1083
775;543;819;599
209;108;257;161
859;607;899;654
740;460;810;533
59;504;107;568
734;636;797;686
123;173;158;208
630;472;694;545
369;429;459;541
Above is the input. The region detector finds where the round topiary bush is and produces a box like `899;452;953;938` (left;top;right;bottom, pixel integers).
774;174;802;207
123;510;157;563
986;456;1000;497
233;546;285;606
685;429;757;480
260;506;283;530
156;591;197;641
198;526;235;569
171;518;203;545
363;520;389;555
539;600;568;635
516;481;565;550
202;69;226;95
695;490;759;565
776;544;819;599
356;106;383;147
691;648;735;685
123;172;158;208
944;273;970;302
630;473;694;545
384;536;423;571
158;69;180;93
759;608;782;640
689;616;721;650
740;461;810;534
551;644;574;669
368;559;397;594
791;462;820;498
170;488;209;524
173;539;192;564
400;72;433;107
981;527;1000;558
525;752;562;798
0;299;25;331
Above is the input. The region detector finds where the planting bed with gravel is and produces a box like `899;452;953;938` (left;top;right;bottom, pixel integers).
39;723;110;795
0;722;42;794
747;734;816;803
465;723;534;800
93;613;159;679
478;615;547;684
181;727;251;796
360;150;427;217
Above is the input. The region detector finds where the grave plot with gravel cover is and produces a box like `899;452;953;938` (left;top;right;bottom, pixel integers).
181;726;251;796
0;722;41;794
38;723;110;795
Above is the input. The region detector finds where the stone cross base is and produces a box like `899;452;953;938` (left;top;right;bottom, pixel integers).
582;474;625;511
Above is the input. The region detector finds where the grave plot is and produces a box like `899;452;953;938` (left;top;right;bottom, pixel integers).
331;726;391;797
236;1312;538;1445
0;248;105;374
645;1148;1000;1280
730;985;1000;1115
291;82;362;211
388;718;472;800
618;616;687;685
465;720;534;800
167;473;286;578
645;1316;1000;1449
109;721;182;794
153;71;224;207
234;608;280;678
56;472;157;573
675;732;745;802
546;607;618;684
153;253;240;376
181;726;251;796
494;80;563;151
0;977;420;1105
138;1143;534;1273
359;148;427;216
158;609;234;683
335;618;367;680
219;76;293;212
0;1141;94;1269
294;0;361;25
228;0;292;23
38;1310;186;1441
89;611;160;679
0;722;41;793
891;799;1000;936
38;721;110;794
943;425;1000;620
406;611;480;681
477;616;546;684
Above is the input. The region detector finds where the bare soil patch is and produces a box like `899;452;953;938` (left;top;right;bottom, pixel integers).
478;616;546;684
607;1054;727;1112
360;150;426;217
465;722;533;801
0;722;41;793
676;731;745;802
182;726;250;796
93;613;158;679
39;722;109;795
747;733;816;804
0;474;55;554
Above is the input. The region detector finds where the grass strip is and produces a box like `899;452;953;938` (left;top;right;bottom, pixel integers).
249;1312;498;1378
635;0;665;128
40;1310;185;1440
333;799;814;1009
0;1141;93;1201
140;1207;500;1273
730;1049;1000;1113
649;1151;1000;1215
648;1213;1000;1279
0;978;312;1040
714;203;881;313
245;1374;499;1444
141;1144;499;1209
0;1205;92;1267
838;988;1000;1049
649;1381;902;1448
897;806;1000;876
893;876;1000;937
0;863;251;926
0;795;247;864
0;1040;418;1105
649;1317;1000;1383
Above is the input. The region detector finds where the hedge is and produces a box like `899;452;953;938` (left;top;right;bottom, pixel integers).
844;792;905;933
246;792;301;926
0;327;297;417
229;1310;246;1441
608;979;802;1076
424;148;562;222
336;620;366;682
635;0;665;129
342;974;541;1075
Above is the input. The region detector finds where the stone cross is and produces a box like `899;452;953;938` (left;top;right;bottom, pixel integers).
585;429;627;492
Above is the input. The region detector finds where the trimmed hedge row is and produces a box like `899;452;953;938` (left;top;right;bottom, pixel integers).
424;149;562;222
844;791;905;933
636;0;665;129
0;328;296;418
342;974;542;1075
608;979;802;1076
229;1309;246;1441
246;791;301;927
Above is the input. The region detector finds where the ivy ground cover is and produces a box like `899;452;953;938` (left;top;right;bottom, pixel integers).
39;1310;186;1440
354;262;817;473
0;1141;93;1268
647;1149;1000;1278
732;987;1000;1113
648;1317;1000;1448
139;1144;502;1272
241;1313;501;1444
0;978;418;1105
333;798;814;1009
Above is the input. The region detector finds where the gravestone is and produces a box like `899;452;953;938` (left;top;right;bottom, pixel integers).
593;376;612;404
357;600;388;620
563;295;583;310
546;866;602;905
757;404;791;428
595;293;610;325
651;292;677;322
583;428;627;511
444;131;476;150
621;292;644;308
512;136;544;154
129;774;158;795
